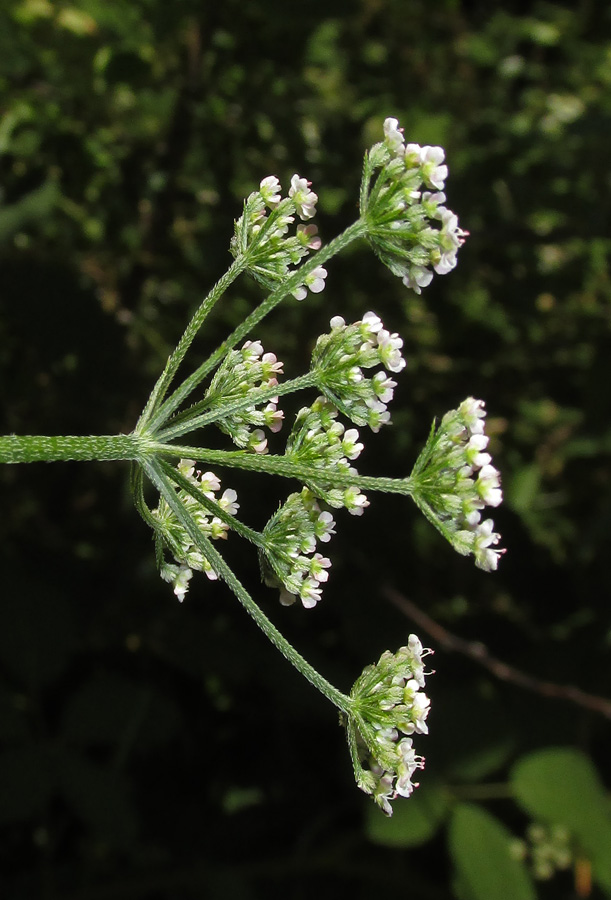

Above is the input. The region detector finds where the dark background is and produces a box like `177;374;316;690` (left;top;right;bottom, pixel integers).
1;1;610;897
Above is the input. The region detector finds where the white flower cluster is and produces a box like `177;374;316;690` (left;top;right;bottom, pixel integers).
411;397;505;571
311;311;404;432
349;635;433;816
260;487;336;608
285;396;369;516
155;460;239;601
231;174;327;301
204;339;284;453
362;117;467;294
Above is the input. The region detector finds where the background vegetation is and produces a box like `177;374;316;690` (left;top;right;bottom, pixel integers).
1;1;610;897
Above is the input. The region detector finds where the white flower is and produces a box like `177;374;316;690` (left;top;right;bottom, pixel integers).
309;553;331;582
465;433;492;469
304;266;328;294
476;464;503;507
177;459;196;478
365;398;391;433
300;577;322;608
372;371;397;404
383;116;405;155
377;329;406;373
420;145;448;190
161;563;193;603
402;265;434;294
289;174;318;220
247;429;268;454
279;589;297;607
241;339;264;360
473;518;504;571
199;471;222;494
406;633;433;689
342;428;364;460
296;223;322;250
395;737;425;797
362;310;384;335
261;352;284;377
263;402;284;433
344;485;370;516
459;397;487;435
434;251;458;276
316;510;336;542
259;175;282;207
219;488;240;516
422;190;446;212
410;691;431;734
404;142;423;168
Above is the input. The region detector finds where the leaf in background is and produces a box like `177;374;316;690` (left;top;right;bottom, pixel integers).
511;747;611;890
449;803;536;900
0;179;60;243
365;779;449;847
505;462;541;514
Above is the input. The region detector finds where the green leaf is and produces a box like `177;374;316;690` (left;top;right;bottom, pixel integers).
511;748;611;890
365;780;449;847
0;179;60;242
449;803;536;900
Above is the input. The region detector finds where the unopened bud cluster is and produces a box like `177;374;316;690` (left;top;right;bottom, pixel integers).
286;396;369;515
348;635;433;815
411;397;504;571
512;823;573;881
312;311;404;432
155;460;239;601
203;339;284;453
259;487;336;608
362;117;467;294
231;174;327;300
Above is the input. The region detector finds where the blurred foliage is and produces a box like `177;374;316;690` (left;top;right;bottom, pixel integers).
1;0;611;897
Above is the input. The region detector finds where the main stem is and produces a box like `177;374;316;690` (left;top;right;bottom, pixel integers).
0;434;146;464
151;442;414;496
144;457;352;714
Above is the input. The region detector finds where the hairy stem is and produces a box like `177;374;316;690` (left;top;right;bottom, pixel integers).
147;219;368;432
137;257;246;432
151;442;414;496
144;456;352;713
0;434;146;464
157;457;264;548
155;372;318;442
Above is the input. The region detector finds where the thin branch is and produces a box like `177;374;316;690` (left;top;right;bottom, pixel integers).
383;585;611;721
